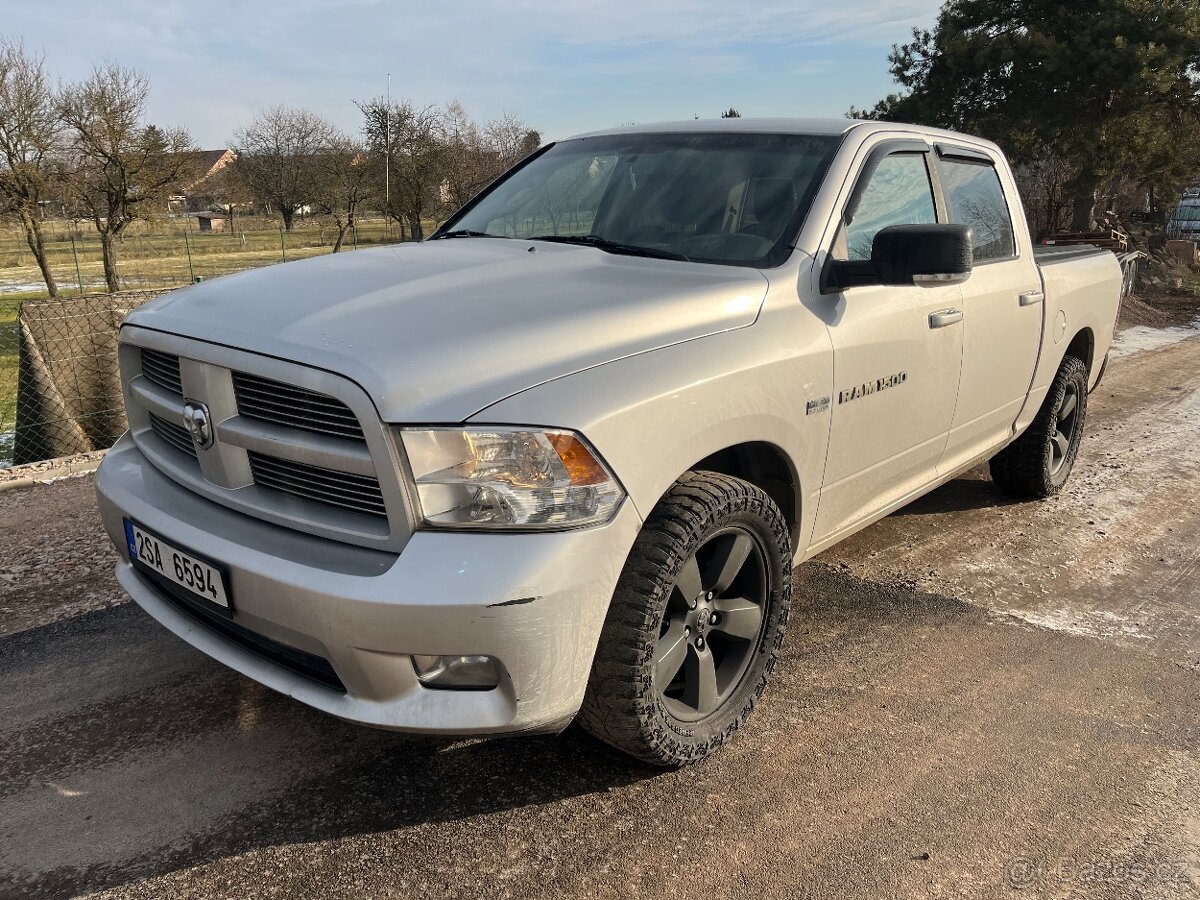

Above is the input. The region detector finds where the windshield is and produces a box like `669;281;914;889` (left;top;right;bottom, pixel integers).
439;131;841;268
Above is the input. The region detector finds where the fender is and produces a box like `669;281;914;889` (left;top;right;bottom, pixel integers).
471;308;833;555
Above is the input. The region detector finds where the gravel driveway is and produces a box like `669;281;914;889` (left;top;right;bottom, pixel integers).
2;327;1198;899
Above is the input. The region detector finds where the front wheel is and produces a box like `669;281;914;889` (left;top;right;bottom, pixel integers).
990;355;1089;498
577;471;792;766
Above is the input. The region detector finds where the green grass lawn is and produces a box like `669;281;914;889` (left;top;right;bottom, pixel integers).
0;293;31;443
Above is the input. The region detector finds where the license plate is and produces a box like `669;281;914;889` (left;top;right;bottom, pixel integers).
124;520;230;608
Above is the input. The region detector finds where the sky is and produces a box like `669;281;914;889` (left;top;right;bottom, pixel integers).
6;0;944;149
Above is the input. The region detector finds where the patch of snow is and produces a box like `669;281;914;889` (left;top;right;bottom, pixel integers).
0;277;106;295
1008;606;1152;641
0;281;49;295
1110;319;1200;359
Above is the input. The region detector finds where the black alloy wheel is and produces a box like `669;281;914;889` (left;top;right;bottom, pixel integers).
578;471;792;766
655;526;768;721
990;355;1089;498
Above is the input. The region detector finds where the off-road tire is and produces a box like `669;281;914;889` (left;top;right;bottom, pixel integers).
990;355;1089;498
577;471;792;766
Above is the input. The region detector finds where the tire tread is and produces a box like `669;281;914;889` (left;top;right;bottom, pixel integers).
990;355;1089;498
577;471;792;766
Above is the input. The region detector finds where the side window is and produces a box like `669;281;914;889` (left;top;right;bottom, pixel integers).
939;158;1016;261
836;153;936;261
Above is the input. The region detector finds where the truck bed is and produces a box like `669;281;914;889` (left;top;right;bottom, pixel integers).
1032;244;1112;265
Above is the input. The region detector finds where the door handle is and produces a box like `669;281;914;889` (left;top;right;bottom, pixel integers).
1019;290;1045;306
929;308;964;329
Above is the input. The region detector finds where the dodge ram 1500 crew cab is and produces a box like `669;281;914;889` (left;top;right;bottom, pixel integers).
96;118;1123;765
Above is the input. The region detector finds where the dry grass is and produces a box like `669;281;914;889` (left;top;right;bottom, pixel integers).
0;217;406;294
0;216;422;463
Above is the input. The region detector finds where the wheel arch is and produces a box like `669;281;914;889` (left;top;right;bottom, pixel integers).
1064;326;1095;375
688;441;802;550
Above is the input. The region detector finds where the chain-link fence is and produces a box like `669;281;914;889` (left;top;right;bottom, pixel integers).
0;217;414;471
0;290;171;470
0;217;402;296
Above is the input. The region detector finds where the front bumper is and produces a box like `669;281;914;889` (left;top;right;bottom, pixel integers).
95;435;642;735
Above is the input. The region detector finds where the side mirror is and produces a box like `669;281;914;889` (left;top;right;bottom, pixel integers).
823;224;973;293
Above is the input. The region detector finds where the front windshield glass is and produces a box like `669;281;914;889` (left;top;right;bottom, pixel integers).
441;131;841;267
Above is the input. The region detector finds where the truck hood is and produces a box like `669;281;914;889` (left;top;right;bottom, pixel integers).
125;240;769;422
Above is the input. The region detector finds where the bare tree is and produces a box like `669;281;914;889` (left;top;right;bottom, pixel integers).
439;100;486;210
233;105;335;231
0;38;63;296
482;111;540;169
358;98;443;240
1013;157;1077;241
356;98;539;239
313;133;374;253
439;103;540;215
59;64;197;292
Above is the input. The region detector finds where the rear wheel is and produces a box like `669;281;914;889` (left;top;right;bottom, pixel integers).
578;471;792;766
990;355;1089;498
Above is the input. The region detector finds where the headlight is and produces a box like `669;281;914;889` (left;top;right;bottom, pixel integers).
399;427;625;530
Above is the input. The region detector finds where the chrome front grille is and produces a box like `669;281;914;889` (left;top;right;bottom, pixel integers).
232;372;364;441
140;348;183;395
248;452;387;518
149;412;198;460
125;339;410;552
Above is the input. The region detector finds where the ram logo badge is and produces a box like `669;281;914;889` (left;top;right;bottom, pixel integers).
182;400;215;449
838;372;907;404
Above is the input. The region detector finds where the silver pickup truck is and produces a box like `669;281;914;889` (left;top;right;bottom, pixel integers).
96;118;1123;765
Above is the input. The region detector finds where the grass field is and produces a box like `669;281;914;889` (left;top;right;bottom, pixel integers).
0;216;406;295
0;292;30;465
0;216;418;467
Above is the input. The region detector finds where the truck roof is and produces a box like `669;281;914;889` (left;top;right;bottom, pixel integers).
567;117;1000;152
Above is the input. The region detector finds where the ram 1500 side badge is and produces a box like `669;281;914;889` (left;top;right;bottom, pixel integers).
838;372;907;404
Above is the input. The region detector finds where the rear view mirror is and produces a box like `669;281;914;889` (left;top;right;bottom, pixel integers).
823;224;973;292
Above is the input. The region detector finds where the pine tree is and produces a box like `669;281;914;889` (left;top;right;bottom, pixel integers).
851;0;1200;229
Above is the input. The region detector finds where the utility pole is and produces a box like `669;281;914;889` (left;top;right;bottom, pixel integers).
184;229;196;283
70;234;84;296
385;73;391;243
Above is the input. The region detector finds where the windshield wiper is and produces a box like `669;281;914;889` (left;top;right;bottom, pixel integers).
429;230;508;240
527;234;690;262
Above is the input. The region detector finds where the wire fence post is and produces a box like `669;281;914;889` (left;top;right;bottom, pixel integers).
70;236;84;295
183;229;196;283
280;227;286;262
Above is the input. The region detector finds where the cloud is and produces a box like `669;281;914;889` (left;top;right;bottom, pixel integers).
6;0;941;145
792;59;835;76
499;0;935;45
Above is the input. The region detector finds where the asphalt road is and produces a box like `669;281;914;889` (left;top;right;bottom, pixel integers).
2;329;1198;899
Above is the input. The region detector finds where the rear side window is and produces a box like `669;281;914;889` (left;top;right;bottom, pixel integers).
838;153;936;261
939;158;1016;262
